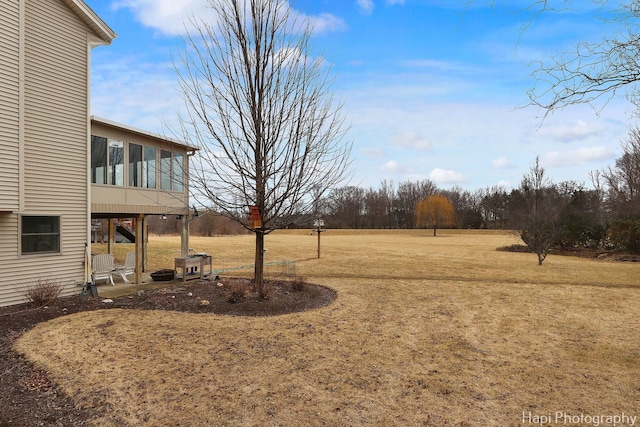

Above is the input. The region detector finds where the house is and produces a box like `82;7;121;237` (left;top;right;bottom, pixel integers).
0;1;194;306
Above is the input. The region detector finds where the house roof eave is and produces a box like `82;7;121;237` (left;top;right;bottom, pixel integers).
91;116;199;152
63;0;117;45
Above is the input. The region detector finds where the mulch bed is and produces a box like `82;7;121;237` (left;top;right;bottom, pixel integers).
0;278;336;426
498;244;640;262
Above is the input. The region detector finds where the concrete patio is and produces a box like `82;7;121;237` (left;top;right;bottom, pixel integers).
93;272;213;299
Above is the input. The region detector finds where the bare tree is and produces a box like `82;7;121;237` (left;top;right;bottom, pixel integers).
478;185;509;229
327;186;365;229
602;126;640;215
510;157;566;265
525;1;640;115
363;186;393;229
176;0;351;294
440;186;483;229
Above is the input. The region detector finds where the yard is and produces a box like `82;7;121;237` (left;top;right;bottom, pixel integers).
7;230;640;426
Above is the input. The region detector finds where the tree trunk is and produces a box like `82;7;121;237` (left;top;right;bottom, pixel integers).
537;250;546;266
254;231;264;295
433;226;437;237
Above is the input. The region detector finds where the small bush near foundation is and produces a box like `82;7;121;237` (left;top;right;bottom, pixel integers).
20;279;63;307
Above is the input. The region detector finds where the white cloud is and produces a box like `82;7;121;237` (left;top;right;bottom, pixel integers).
537;119;603;143
380;160;407;173
389;131;432;151
311;13;348;34
544;146;614;167
429;168;465;184
357;0;375;15
90;54;184;133
492;156;516;169
360;147;386;158
111;0;208;36
403;59;470;73
111;0;346;36
497;180;513;189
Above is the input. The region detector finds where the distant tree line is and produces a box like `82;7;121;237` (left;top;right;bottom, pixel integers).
149;126;640;256
147;212;247;237
316;127;640;255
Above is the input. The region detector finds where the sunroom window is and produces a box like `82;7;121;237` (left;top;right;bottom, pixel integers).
160;150;184;192
144;146;156;189
129;143;142;187
128;143;158;188
91;136;125;186
91;136;107;184
109;140;124;186
91;136;182;191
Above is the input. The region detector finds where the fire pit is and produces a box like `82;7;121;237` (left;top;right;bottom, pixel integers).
150;269;175;281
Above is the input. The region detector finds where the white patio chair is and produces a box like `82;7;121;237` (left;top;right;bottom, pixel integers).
115;252;136;283
92;254;115;286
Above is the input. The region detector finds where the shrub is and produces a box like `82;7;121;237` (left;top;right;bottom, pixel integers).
554;215;606;249
219;281;252;303
20;279;63;307
259;283;274;300
608;219;640;254
291;277;306;292
496;244;531;253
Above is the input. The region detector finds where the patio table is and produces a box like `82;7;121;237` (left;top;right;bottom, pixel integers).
174;255;212;283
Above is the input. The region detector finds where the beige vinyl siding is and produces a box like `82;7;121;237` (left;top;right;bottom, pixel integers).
0;0;21;212
23;0;90;286
0;0;93;306
0;214;18;258
0;214;19;305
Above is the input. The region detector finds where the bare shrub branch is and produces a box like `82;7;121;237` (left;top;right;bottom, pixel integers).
20;279;63;307
525;0;640;116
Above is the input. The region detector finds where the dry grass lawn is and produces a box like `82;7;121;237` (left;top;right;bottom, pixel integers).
15;230;640;426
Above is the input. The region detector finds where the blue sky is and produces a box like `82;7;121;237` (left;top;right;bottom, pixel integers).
84;0;633;191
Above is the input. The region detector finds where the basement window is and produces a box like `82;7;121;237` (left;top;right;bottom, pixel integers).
21;216;61;254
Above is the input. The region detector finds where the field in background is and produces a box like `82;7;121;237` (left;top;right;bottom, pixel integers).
20;230;640;425
101;229;638;287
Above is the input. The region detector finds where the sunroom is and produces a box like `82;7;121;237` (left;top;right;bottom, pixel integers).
90;116;198;285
